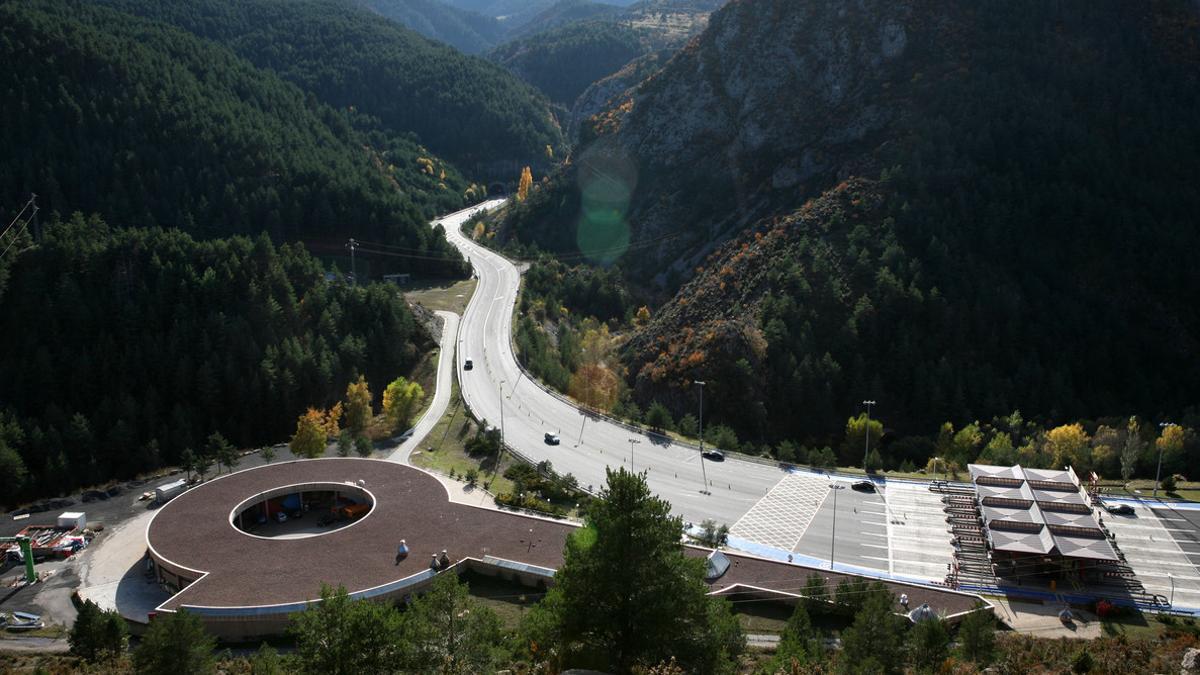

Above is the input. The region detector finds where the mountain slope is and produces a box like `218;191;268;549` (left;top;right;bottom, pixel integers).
490;0;722;131
0;215;430;502
94;0;564;178
505;0;626;41
489;20;651;105
353;0;506;53
506;0;1200;443
0;0;463;265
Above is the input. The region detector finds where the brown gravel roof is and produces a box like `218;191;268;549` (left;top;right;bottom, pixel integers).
148;458;573;610
148;458;983;616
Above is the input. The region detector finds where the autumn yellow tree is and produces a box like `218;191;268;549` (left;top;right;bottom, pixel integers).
634;306;651;327
344;375;373;433
567;320;623;411
325;402;343;438
517;166;533;202
1045;423;1091;472
290;408;331;459
1156;424;1187;476
382;377;425;431
568;364;621;412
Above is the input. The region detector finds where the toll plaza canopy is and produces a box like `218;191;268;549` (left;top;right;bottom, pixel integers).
968;464;1117;561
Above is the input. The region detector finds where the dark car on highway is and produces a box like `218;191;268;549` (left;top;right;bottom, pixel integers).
1103;502;1135;515
701;449;725;461
851;480;876;492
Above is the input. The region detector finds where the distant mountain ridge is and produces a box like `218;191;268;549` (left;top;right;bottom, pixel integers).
488;0;722;117
503;0;1200;443
0;0;465;263
353;0;508;53
92;0;565;179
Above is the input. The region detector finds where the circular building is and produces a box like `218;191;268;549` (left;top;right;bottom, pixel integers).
145;458;571;640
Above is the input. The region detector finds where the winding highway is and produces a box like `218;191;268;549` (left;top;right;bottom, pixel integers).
436;201;785;526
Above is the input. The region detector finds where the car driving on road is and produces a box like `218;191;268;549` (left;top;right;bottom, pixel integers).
701;449;724;461
463;358;473;370
544;432;560;445
851;480;876;492
1103;502;1135;515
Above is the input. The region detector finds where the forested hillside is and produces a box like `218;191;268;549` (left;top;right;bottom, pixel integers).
93;0;564;178
0;0;466;266
353;0;506;54
488;0;720;127
498;0;1200;451
488;21;651;105
504;0;625;41
0;215;429;502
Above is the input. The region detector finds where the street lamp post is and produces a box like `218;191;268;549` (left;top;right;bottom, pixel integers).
1155;422;1177;498
829;483;846;570
862;400;876;471
499;379;506;457
695;380;709;494
628;438;641;472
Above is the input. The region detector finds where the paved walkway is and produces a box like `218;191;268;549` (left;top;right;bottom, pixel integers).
75;509;168;623
988;596;1102;638
389;311;459;465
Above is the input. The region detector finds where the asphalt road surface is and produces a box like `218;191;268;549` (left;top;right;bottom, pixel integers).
436;202;786;527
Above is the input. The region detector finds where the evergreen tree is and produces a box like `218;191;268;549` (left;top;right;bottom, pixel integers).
399;572;503;673
69;599;127;661
522;469;744;673
132;610;216;675
956;608;996;665
645;400;674;432
838;590;904;675
766;603;821;672
354;435;374;458
290;585;404;675
250;643;286;675
908;617;950;672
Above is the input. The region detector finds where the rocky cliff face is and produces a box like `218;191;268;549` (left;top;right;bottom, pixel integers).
507;0;1200;443
540;0;937;283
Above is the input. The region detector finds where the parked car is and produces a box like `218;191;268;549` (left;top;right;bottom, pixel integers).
463;358;473;370
544;432;560;445
1104;502;1135;515
701;449;725;461
851;480;876;492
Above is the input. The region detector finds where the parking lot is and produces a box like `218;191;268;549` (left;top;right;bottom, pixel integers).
728;471;956;581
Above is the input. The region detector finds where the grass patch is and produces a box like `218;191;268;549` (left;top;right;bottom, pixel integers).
1096;484;1200;504
406;346;439;424
1100;611;1160;638
402;277;478;314
410;379;516;496
461;570;544;631
733;604;791;635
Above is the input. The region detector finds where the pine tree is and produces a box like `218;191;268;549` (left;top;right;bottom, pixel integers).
133;610;216;675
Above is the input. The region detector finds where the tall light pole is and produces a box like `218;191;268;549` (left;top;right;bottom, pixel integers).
346;238;358;286
498;379;506;457
695;380;710;494
1155;422;1177;498
628;438;641;471
829;483;846;570
862;399;876;471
